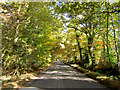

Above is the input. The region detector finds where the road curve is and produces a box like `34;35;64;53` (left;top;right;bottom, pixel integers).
20;61;110;90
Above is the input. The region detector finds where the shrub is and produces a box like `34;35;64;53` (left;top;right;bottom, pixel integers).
86;72;101;79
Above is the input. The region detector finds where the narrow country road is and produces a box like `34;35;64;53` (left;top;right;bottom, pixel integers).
20;61;110;90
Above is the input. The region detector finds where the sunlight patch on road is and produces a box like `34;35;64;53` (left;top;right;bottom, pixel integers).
30;77;40;79
70;64;78;67
21;61;108;89
45;71;58;74
30;74;96;82
58;65;70;68
20;87;41;90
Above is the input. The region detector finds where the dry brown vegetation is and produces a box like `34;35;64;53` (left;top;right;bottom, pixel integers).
70;64;120;90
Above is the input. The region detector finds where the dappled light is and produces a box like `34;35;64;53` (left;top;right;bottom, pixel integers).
30;62;96;82
21;61;109;89
1;1;120;90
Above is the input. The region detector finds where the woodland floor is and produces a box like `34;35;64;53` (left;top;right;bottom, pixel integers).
19;61;110;90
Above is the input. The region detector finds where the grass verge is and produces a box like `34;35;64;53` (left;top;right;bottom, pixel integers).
69;63;120;90
1;64;53;89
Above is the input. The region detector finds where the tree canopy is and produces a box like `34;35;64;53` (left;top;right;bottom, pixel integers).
1;1;120;79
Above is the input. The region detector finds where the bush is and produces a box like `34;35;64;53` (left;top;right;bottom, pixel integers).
101;79;120;90
69;64;120;90
77;66;87;73
86;72;101;79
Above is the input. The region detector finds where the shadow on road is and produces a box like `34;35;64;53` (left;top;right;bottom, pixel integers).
20;61;110;90
24;78;110;89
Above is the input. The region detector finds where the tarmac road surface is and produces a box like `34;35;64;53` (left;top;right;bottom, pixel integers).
19;61;110;90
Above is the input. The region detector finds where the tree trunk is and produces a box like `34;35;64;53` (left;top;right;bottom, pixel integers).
75;28;82;62
111;15;119;65
111;15;120;78
88;21;94;66
106;2;111;62
103;34;106;68
0;15;2;76
118;10;120;68
74;45;77;64
88;41;93;66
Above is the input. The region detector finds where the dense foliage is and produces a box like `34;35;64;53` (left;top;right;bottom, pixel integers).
1;2;62;75
1;1;120;79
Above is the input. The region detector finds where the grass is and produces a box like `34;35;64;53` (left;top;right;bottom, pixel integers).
69;63;120;90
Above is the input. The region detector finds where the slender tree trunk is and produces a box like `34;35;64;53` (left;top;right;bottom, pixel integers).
106;3;111;62
88;42;93;66
111;15;120;78
103;34;106;67
117;10;120;79
88;21;94;66
74;45;77;64
75;28;82;62
111;15;119;64
0;14;2;76
118;11;120;68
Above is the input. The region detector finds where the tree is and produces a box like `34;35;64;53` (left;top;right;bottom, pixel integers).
1;2;62;75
